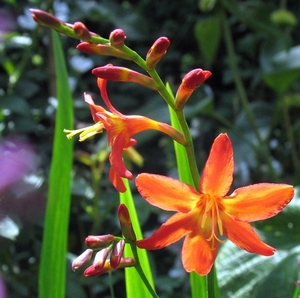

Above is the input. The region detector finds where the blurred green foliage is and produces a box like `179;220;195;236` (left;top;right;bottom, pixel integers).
0;0;300;297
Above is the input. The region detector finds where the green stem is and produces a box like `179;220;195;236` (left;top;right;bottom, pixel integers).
108;271;116;298
221;10;262;144
129;243;159;298
175;109;200;188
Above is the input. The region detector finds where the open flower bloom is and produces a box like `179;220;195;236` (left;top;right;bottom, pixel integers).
136;133;294;275
64;78;185;192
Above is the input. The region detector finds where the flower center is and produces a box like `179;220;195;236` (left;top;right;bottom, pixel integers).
200;194;224;250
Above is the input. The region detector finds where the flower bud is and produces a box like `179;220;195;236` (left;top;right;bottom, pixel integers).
73;22;91;41
146;37;170;70
92;65;157;90
175;68;212;110
85;234;115;248
109;29;126;48
118;204;136;241
77;42;133;60
72;249;93;271
84;257;135;277
93;247;111;269
29;9;62;30
110;240;125;268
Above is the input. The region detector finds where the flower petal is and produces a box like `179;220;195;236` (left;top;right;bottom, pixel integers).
109;167;127;193
109;135;133;180
136;212;195;249
84;92;105;123
136;174;199;212
222;212;275;256
223;183;294;222
182;229;219;275
200;133;234;196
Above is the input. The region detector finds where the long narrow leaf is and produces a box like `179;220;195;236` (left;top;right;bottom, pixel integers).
38;31;74;298
119;179;155;298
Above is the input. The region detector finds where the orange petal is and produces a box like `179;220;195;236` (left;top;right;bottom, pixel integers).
136;174;199;212
109;136;133;180
84;92;106;123
222;212;276;256
182;229;219;275
200;133;234;196
223;183;294;221
109;167;127;193
136;212;195;249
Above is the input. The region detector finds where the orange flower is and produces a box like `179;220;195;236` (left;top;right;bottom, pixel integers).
64;78;185;192
136;133;294;275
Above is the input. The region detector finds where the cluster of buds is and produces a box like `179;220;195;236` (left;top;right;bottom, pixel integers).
72;204;137;277
30;9;212;111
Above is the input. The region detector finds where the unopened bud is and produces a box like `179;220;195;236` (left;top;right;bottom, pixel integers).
93;247;111;269
92;64;157;90
146;37;170;70
84;257;135;277
118;204;136;242
74;22;91;41
175;68;212;110
77;42;132;60
110;240;125;269
109;29;126;48
29;9;62;30
85;234;115;248
72;249;93;271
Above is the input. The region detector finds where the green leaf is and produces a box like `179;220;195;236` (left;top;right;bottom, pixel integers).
38;31;74;298
194;15;221;65
119;179;155;298
261;45;300;93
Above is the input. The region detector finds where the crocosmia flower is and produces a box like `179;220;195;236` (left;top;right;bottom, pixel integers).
64;78;185;192
136;133;294;275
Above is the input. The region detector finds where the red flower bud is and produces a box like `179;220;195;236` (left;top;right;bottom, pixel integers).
29;9;62;30
84;257;135;277
110;240;125;268
72;249;93;271
118;204;136;242
92;64;157;90
109;29;126;48
146;37;170;70
73;22;91;41
77;42;133;60
85;234;115;248
175;68;212;110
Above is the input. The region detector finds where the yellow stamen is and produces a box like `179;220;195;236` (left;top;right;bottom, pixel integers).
200;194;224;250
64;122;104;141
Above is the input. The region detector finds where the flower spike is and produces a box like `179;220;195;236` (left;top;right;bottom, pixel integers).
136;133;294;275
